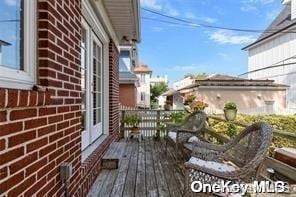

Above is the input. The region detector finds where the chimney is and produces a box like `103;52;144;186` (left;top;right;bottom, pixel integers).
283;0;296;20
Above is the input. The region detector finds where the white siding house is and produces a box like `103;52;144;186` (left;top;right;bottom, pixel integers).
243;0;296;111
134;64;152;108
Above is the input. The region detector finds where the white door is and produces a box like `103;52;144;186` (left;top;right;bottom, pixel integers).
91;36;103;142
81;19;104;150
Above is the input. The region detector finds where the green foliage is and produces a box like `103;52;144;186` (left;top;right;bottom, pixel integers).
209;114;296;154
227;123;237;137
184;94;196;105
123;113;141;127
150;82;168;104
224;101;237;110
184;73;208;80
170;111;187;124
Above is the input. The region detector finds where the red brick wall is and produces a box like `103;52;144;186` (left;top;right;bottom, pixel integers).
109;40;120;135
119;84;137;107
0;1;119;196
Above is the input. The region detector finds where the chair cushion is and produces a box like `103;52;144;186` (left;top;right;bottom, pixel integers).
188;157;237;172
168;131;177;142
188;136;199;143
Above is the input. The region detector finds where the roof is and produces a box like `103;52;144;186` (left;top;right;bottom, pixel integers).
243;5;296;50
100;0;141;43
0;40;11;46
133;64;152;73
161;89;179;96
179;74;289;90
119;71;138;85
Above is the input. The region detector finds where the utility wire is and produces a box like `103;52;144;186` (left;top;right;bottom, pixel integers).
0;19;20;23
142;8;296;34
239;56;296;76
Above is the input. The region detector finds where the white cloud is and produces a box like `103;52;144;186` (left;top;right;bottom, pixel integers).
210;30;256;45
141;0;179;16
141;0;162;10
241;0;275;12
199;17;217;24
4;0;18;6
218;53;231;61
170;64;209;72
185;12;196;19
151;26;164;32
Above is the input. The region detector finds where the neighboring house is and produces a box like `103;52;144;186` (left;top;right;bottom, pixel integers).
150;75;168;87
0;0;140;196
173;76;195;90
179;74;288;114
162;89;184;110
242;0;296;111
119;72;139;108
119;44;139;108
134;64;152;108
150;75;168;108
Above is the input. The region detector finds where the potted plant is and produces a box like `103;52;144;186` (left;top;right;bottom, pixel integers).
123;113;141;133
224;101;237;121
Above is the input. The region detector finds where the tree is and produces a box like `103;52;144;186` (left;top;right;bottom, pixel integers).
184;73;208;80
150;82;168;107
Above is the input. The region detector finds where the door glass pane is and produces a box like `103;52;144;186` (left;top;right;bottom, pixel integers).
80;27;87;130
0;0;23;70
92;41;102;126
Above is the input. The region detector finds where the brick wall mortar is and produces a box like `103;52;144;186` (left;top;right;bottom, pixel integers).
0;1;121;196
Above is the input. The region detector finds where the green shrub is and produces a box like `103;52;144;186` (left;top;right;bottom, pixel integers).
209;114;296;154
170;111;187;124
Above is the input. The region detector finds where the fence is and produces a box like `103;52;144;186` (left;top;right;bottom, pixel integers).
120;109;184;138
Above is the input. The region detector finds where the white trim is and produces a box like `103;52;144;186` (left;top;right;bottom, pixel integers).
198;86;288;90
82;134;108;162
81;2;110;152
0;0;37;90
83;0;119;48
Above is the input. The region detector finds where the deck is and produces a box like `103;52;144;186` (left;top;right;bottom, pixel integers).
87;138;188;197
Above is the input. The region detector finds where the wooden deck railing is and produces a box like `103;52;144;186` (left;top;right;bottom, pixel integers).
120;109;184;138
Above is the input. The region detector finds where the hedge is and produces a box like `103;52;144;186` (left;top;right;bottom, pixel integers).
208;114;296;154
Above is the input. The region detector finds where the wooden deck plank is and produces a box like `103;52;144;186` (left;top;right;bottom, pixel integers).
157;141;183;197
109;142;134;197
151;140;170;197
145;139;158;197
86;170;109;197
87;138;190;197
135;140;146;197
122;142;139;197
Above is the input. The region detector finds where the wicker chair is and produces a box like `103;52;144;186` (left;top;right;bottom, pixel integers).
165;110;207;154
184;122;273;196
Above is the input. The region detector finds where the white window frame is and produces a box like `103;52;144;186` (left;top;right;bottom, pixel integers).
0;0;37;90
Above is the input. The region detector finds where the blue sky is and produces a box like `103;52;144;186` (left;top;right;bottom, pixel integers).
0;0;21;69
139;0;283;84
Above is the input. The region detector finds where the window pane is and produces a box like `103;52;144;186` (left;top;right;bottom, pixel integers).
0;0;23;70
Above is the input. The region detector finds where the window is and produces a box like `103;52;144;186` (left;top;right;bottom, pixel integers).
81;19;104;150
141;92;145;101
0;0;36;89
140;74;145;83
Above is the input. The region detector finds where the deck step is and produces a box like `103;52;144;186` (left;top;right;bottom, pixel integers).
102;142;126;169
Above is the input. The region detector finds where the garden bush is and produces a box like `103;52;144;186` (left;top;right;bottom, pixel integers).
208;114;296;154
